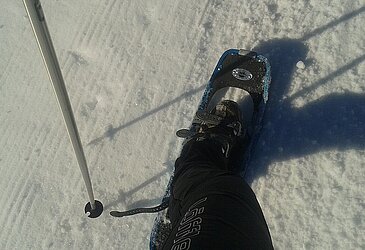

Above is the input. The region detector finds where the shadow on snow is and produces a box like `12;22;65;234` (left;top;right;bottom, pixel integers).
99;5;365;207
247;39;365;182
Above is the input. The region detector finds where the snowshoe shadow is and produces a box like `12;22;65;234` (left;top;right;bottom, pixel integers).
245;39;365;183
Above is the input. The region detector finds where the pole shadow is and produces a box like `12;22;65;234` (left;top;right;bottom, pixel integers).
88;85;205;146
300;5;365;41
103;168;170;210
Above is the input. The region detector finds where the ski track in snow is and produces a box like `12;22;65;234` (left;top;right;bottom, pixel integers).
1;0;364;249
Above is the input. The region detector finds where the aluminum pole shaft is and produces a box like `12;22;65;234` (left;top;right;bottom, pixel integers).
23;0;96;210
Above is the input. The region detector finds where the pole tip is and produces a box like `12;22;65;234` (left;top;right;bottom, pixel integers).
85;200;103;218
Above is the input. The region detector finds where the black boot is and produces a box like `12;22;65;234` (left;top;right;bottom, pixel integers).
176;99;247;160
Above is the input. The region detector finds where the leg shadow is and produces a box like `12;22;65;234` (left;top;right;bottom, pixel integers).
246;39;365;182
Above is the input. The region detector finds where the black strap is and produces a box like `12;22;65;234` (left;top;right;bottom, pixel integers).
110;200;169;218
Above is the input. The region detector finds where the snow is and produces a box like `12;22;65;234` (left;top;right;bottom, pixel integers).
1;0;364;249
296;61;306;69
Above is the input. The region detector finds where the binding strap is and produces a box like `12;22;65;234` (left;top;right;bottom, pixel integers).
110;199;169;218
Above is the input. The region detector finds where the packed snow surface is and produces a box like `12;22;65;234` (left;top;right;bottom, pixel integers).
1;0;364;249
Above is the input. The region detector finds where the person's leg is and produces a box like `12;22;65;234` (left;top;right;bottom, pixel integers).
162;139;273;250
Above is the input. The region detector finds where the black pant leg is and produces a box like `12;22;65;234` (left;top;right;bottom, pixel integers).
163;140;273;250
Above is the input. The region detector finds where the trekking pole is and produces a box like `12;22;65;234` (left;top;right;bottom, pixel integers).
23;0;103;218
